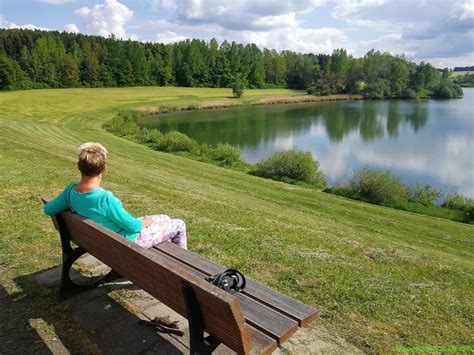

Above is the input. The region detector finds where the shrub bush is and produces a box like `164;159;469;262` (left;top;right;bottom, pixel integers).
232;78;245;98
211;143;241;166
252;149;327;186
139;128;164;144
433;80;463;98
155;131;197;152
442;193;474;210
411;183;442;206
194;143;213;158
105;112;141;136
306;87;316;95
120;121;141;137
363;80;390;99
348;167;410;204
401;88;417;99
442;192;474;223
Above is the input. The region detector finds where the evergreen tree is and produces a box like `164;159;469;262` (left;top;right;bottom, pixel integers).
264;49;286;87
0;53;28;89
247;44;265;88
30;35;66;87
80;41;99;86
62;53;79;87
0;53;17;89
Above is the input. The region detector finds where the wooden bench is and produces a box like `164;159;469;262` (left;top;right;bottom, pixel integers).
42;197;318;354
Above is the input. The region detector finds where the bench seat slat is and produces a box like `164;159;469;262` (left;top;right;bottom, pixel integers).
247;326;277;355
155;242;318;326
156;249;299;344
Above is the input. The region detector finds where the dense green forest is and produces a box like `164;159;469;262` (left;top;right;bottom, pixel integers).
0;29;462;99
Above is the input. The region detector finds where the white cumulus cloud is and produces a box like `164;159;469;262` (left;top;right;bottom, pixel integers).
75;0;133;38
156;30;188;44
457;0;474;20
0;18;52;31
145;0;350;54
333;0;474;64
152;0;178;10
237;27;350;54
64;23;79;33
159;0;325;31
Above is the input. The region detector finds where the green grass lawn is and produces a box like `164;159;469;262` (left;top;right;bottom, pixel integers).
0;87;473;353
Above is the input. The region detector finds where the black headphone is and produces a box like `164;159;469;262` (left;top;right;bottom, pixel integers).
205;269;246;293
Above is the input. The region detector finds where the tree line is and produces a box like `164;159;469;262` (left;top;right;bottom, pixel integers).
453;66;474;72
453;73;474;87
0;29;463;98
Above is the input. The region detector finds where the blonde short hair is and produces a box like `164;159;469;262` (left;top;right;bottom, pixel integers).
77;142;108;176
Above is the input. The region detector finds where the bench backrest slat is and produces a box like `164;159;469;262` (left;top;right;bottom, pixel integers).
59;211;251;354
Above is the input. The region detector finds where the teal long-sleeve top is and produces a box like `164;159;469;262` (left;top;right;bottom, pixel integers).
44;183;143;241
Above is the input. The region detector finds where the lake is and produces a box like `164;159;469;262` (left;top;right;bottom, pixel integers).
140;89;474;197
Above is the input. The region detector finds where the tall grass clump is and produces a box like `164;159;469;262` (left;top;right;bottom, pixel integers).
211;143;241;167
252;149;327;186
348;167;410;204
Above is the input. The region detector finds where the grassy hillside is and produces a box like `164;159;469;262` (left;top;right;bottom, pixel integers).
0;87;472;353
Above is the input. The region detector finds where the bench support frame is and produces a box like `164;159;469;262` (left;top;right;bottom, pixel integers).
55;214;120;293
182;282;221;355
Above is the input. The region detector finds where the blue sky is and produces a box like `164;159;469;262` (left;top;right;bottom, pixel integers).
1;0;473;67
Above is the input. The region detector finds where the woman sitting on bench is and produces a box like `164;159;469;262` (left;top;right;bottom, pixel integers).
44;142;187;249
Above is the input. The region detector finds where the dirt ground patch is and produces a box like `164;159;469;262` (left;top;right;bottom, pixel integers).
135;106;168;114
199;98;242;109
255;94;362;105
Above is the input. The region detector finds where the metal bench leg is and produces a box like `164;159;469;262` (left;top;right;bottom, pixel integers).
60;246;87;293
56;214;122;294
182;282;221;355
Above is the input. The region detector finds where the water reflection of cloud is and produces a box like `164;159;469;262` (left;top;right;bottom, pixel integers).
273;134;297;151
317;132;474;197
446;135;472;155
309;123;326;136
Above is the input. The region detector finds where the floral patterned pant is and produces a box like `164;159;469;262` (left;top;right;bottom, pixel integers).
134;215;187;250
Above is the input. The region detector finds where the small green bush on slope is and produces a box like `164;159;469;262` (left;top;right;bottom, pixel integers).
443;192;474;222
411;183;442;206
348;167;410;204
252;149;328;187
154;131;198;152
212;143;241;167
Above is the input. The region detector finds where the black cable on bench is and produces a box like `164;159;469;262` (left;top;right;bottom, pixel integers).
205;269;246;293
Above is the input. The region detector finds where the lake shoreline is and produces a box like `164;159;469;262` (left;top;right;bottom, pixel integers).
135;93;364;117
137;88;473;206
